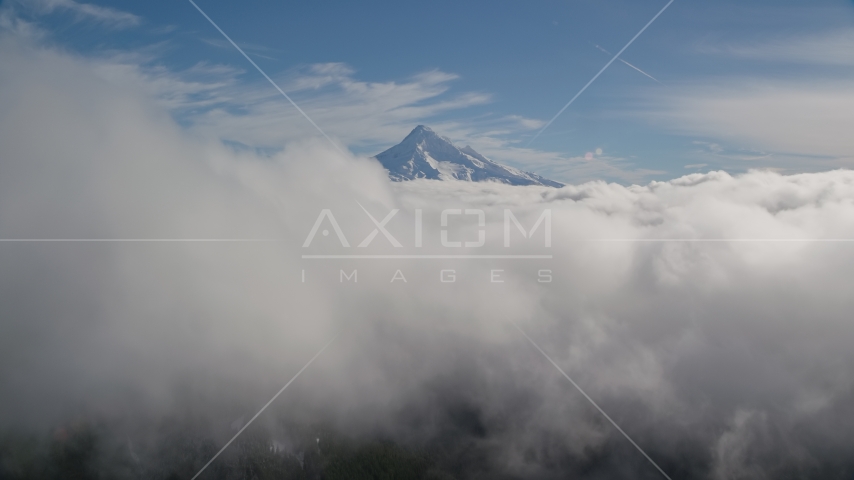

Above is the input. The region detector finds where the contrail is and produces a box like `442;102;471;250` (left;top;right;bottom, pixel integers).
511;322;673;480
593;44;665;86
187;0;346;156
189;337;337;480
527;0;676;146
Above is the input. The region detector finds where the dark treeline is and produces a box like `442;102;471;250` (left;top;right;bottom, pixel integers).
0;420;484;480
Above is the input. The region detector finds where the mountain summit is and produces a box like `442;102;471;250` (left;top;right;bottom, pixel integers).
374;126;563;187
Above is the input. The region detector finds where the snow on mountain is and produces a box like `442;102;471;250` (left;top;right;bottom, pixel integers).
374;126;563;187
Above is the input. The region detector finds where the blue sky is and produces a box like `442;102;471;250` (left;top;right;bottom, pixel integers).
2;0;854;183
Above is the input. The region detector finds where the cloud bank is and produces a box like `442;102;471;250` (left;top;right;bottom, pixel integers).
2;26;854;480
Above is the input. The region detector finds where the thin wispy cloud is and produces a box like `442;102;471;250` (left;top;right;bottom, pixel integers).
15;0;140;29
644;80;854;166
79;49;649;182
198;37;282;61
702;28;854;66
180;64;493;150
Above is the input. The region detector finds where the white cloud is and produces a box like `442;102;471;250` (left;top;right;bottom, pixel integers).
645;80;854;167
15;0;141;28
704;28;854;66
85;53;495;154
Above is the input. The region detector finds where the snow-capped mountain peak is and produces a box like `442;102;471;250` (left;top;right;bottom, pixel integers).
374;126;563;187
